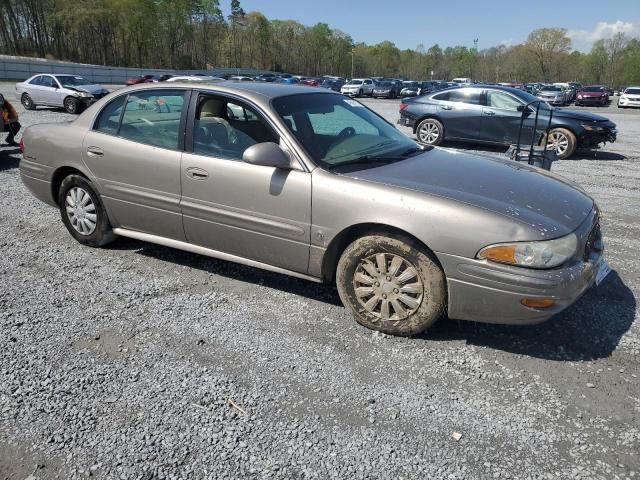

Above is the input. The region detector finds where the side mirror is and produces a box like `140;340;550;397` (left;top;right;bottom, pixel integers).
243;142;291;169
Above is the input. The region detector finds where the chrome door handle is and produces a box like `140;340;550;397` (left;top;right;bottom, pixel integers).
441;105;453;110
87;147;104;157
484;110;495;116
186;167;209;180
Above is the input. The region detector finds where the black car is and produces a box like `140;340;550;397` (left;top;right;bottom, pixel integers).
372;81;397;98
398;85;617;159
319;79;344;92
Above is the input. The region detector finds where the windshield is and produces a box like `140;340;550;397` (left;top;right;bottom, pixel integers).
582;86;604;92
56;75;93;87
541;86;561;92
348;80;363;85
403;82;418;88
272;93;420;170
376;82;392;87
625;88;640;95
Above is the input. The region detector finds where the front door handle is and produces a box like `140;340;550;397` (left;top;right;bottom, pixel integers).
87;146;104;157
186;167;209;180
441;105;453;110
484;110;495;116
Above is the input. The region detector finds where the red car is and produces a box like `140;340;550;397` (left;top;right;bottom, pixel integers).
125;74;157;86
575;86;610;106
300;78;319;87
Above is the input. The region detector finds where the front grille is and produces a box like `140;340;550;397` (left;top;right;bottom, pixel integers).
583;222;602;261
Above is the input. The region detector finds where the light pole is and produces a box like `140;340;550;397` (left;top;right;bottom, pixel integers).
350;48;355;79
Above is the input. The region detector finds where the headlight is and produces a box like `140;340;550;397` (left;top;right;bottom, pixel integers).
477;233;578;269
75;92;93;98
581;123;604;132
577;95;583;99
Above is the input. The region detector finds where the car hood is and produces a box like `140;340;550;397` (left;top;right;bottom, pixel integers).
341;148;594;237
72;84;107;94
551;108;610;122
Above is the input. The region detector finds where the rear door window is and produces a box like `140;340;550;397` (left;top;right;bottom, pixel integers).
39;76;55;88
29;75;43;85
118;90;186;150
94;95;127;135
486;90;523;111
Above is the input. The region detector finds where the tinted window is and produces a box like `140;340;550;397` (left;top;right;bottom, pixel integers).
625;88;640;95
582;86;604;92
487;90;523;111
94;95;126;135
39;76;55;88
193;95;278;161
29;75;43;85
435;89;481;105
119;90;186;150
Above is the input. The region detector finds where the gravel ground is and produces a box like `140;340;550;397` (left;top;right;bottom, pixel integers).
1;83;639;480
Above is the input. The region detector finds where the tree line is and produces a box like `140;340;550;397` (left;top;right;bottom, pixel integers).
2;0;639;86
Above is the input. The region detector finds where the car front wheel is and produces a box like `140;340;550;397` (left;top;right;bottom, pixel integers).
416;118;444;146
64;96;80;114
336;234;446;336
58;175;116;247
542;128;576;159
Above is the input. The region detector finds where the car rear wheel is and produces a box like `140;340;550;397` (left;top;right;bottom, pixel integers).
64;97;80;114
542;128;576;160
21;93;36;110
58;175;116;247
416;118;444;146
336;234;446;336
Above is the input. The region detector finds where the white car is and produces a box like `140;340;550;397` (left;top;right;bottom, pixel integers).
618;87;640;109
15;74;110;114
340;78;374;97
165;75;224;82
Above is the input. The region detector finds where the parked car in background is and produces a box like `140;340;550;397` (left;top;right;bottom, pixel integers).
300;78;321;87
400;81;422;97
372;81;397;98
19;82;609;337
166;76;224;82
618;86;640;108
229;76;254;82
15;74;110;114
536;85;568;105
340;78;374;97
275;77;300;85
126;74;157;85
158;74;174;82
254;73;277;82
451;77;472;84
319;79;344;91
575;86;609;106
399;85;617;159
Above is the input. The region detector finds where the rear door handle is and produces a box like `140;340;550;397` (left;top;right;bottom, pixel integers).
484;110;495;116
186;167;209;180
87;146;104;157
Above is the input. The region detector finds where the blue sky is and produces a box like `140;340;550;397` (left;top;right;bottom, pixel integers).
221;0;639;52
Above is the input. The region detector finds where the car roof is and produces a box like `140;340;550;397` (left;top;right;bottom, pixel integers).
118;79;335;101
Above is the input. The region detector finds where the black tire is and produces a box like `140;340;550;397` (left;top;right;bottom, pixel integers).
541;127;577;160
58;175;116;247
21;93;36;110
63;96;80;114
415;118;444;146
336;234;446;336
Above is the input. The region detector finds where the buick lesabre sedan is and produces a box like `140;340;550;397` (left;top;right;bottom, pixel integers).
19;82;610;336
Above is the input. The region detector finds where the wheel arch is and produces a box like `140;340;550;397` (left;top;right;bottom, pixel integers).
320;222;443;284
413;114;444;134
51;166;89;206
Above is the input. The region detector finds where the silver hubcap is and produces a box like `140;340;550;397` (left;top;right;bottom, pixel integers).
547;131;569;155
419;121;440;144
353;253;424;321
65;187;97;235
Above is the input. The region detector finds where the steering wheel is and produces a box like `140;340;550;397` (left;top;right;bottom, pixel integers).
337;127;356;139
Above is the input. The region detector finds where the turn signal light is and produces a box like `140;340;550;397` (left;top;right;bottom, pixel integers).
521;298;556;308
399;102;408;111
19;138;24;153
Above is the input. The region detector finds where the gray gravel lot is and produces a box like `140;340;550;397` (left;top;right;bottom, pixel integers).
1;83;639;479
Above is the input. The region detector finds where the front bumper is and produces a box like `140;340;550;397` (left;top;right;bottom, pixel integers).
437;210;604;325
538;96;563;105
373;91;393;97
341;90;360;96
576;96;607;104
618;98;640;108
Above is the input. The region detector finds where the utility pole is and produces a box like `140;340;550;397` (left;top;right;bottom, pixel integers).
350;48;355;79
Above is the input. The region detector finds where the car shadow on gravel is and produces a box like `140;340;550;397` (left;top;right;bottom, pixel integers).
572;150;626;161
109;238;343;306
0;145;21;171
426;271;636;361
440;142;626;162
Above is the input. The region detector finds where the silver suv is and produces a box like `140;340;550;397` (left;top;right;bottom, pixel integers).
15;74;110;114
19;82;609;336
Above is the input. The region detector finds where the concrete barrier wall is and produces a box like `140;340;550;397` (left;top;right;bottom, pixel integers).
0;55;275;83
